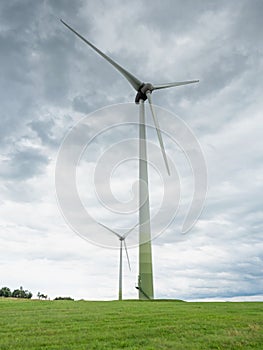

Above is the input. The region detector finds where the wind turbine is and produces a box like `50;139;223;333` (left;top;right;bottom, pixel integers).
97;222;138;300
61;19;199;300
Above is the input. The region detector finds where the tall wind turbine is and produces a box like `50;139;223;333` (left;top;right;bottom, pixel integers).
97;222;137;300
61;20;199;300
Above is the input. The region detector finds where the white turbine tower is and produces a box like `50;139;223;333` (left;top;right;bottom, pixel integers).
61;20;199;300
97;222;138;300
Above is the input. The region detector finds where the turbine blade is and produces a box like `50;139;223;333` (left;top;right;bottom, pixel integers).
123;222;139;239
97;222;122;239
146;92;170;176
60;19;142;91
153;80;199;90
123;240;131;271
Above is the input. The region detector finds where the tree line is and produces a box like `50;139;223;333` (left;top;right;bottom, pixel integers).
0;286;74;301
0;286;32;299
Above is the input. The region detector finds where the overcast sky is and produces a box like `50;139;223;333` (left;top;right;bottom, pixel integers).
0;0;262;301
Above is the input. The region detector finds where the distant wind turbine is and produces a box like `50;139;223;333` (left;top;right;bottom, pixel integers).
97;222;138;300
61;19;199;300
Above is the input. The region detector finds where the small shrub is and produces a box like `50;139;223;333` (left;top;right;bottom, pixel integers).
54;296;74;301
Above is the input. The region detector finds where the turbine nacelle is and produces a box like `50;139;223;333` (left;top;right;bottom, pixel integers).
135;83;154;104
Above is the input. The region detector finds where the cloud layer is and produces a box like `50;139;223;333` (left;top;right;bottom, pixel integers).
0;0;262;300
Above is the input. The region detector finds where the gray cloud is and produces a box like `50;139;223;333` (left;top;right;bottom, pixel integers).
0;148;49;181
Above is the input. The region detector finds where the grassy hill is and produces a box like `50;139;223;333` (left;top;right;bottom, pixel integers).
0;298;262;349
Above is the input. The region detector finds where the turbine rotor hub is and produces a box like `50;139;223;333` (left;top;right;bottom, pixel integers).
141;83;154;94
135;83;154;104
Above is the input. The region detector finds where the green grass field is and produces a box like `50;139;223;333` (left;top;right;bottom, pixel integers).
0;299;262;349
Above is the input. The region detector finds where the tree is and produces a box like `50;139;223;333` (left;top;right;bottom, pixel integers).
12;286;32;299
0;287;12;297
37;292;48;300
